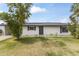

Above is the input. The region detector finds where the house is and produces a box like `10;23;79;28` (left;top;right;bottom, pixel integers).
0;22;70;36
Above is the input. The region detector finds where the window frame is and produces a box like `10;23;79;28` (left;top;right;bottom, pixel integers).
27;26;36;31
60;25;68;33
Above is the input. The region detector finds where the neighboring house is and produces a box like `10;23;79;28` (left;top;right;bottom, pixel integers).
0;22;70;36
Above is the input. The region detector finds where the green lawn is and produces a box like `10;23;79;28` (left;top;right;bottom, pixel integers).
0;36;79;56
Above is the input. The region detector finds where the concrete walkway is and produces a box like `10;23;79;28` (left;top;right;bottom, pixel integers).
0;36;12;41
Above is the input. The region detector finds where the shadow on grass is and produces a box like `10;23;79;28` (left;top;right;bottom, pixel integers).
15;37;49;44
55;41;66;47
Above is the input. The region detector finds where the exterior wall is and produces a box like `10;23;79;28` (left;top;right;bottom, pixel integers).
44;26;70;35
0;26;5;35
44;26;60;35
22;26;61;36
22;25;70;36
22;26;39;36
0;25;70;36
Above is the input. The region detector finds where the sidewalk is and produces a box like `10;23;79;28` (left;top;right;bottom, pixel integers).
0;36;12;41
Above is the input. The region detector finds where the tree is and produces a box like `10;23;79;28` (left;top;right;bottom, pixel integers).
0;3;32;40
69;3;79;39
68;15;77;38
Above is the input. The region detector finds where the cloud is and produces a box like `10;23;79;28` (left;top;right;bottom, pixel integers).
30;6;47;13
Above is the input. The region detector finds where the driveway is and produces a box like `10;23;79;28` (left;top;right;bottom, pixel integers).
0;36;12;41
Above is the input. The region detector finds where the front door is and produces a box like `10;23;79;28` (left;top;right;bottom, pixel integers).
39;26;43;35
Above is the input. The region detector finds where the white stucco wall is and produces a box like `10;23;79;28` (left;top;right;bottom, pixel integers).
22;25;70;36
44;26;70;35
0;26;5;35
0;25;70;36
44;26;60;35
22;26;39;36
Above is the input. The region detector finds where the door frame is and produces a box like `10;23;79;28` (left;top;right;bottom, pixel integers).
39;26;44;35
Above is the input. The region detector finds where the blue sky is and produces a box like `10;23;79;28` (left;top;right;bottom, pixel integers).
0;3;72;23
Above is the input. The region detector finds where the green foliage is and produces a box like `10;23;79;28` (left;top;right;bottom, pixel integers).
68;22;77;38
7;3;32;24
0;3;32;40
7;20;22;39
68;3;79;39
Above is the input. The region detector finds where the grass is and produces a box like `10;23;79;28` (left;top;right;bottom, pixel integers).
47;50;75;56
55;41;66;47
0;36;79;55
47;51;57;56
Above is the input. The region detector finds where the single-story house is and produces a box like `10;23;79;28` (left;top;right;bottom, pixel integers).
0;22;70;36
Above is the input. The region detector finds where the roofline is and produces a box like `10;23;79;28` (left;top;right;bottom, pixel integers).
24;22;68;26
0;22;68;26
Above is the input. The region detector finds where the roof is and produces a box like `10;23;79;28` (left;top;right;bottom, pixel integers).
24;22;68;26
0;22;68;26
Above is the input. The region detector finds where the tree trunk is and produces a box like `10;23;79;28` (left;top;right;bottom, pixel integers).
17;36;20;40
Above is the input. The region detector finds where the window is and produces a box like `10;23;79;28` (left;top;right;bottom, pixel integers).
27;26;36;30
60;26;68;33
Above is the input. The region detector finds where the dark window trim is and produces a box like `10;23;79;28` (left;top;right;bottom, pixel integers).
60;25;68;33
27;26;36;31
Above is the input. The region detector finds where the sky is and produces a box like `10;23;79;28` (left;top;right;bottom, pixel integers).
0;3;72;23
